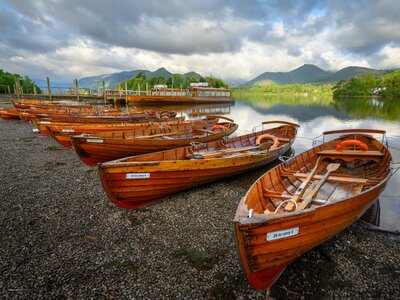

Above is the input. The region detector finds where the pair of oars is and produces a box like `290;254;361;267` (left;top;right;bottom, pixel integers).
133;129;190;139
284;157;341;212
188;140;273;159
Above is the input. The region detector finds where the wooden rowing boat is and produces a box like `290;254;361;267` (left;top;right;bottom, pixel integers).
71;120;239;166
31;114;185;136
17;107;123;122
47;115;229;147
23;109;177;124
98;120;299;209
13;99;94;109
234;129;392;291
0;107;20;120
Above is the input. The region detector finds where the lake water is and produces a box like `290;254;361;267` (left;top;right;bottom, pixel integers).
140;95;400;232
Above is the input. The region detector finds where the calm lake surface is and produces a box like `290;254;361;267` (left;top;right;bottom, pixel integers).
142;95;400;231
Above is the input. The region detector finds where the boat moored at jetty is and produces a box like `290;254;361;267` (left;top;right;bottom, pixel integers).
125;83;234;104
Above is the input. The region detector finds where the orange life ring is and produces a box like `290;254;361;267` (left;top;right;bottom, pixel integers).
211;124;228;132
335;139;369;151
255;134;280;149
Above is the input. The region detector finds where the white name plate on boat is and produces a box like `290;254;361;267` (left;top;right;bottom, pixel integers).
126;173;150;179
87;139;103;143
266;227;299;241
62;129;75;133
41;121;51;124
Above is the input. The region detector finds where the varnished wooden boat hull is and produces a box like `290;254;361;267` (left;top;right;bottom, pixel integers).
31;116;186;136
98;121;299;209
71;122;238;166
100;153;287;209
234;130;391;290
47;117;221;147
0;108;20;120
32;113;177;124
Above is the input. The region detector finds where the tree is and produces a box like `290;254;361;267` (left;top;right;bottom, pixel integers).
0;70;41;94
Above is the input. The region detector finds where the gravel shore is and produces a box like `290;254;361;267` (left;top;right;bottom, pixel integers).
0;118;399;299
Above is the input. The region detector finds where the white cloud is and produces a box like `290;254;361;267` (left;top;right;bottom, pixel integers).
375;45;400;69
1;0;400;82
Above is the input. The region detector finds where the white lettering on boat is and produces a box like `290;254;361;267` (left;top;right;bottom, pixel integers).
87;139;103;143
126;173;150;179
62;129;75;133
41;121;51;124
266;227;299;241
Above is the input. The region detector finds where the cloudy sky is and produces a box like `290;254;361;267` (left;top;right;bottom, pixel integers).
1;0;399;83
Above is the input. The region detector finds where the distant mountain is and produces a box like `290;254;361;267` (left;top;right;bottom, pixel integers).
244;64;394;86
245;64;330;86
78;67;203;89
33;79;72;89
326;66;390;82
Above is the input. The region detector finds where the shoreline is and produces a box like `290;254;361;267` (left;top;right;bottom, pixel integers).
0;118;399;299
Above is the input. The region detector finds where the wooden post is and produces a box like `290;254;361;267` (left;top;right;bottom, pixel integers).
33;83;37;95
125;81;128;102
146;82;149;95
14;77;20;101
74;79;79;101
137;83;140;95
46;77;52;101
102;80;106;104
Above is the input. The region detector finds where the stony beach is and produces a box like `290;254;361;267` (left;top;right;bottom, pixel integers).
0;117;399;299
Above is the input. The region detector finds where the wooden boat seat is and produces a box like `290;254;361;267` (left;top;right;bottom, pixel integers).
317;149;384;162
277;137;290;142
281;172;368;184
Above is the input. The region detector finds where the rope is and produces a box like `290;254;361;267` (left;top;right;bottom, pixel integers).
274;199;298;213
388;145;400;151
236;129;252;133
296;136;314;141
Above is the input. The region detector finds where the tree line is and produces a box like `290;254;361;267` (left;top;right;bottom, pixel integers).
0;69;41;94
233;82;333;97
116;72;228;90
332;71;400;98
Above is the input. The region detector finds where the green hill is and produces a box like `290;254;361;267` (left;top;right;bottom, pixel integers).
78;67;203;89
244;64;396;86
245;64;330;86
327;66;390;82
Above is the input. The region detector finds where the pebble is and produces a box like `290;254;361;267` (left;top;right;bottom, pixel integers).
0;117;399;299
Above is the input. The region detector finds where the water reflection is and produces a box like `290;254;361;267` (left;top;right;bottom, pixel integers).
332;97;400;121
129;103;234;116
137;95;400;231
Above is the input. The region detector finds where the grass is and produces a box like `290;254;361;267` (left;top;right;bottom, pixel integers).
173;247;227;271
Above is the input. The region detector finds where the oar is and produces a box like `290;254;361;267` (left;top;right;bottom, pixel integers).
134;130;189;139
297;163;341;210
193;128;215;135
284;157;321;212
189;141;272;159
